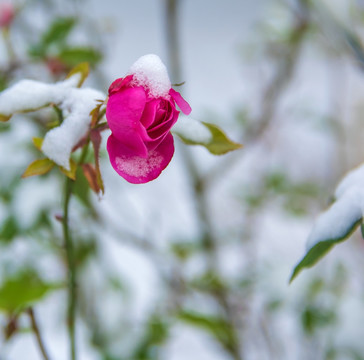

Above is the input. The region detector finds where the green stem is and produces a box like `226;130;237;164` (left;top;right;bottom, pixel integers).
2;28;15;62
78;139;90;165
62;177;77;360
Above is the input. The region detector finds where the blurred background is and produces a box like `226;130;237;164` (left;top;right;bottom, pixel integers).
1;0;364;359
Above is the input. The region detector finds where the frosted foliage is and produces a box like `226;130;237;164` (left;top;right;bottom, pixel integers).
0;75;80;116
173;116;212;143
306;163;364;249
128;54;171;98
0;74;104;170
306;188;364;249
335;163;364;198
42;88;104;170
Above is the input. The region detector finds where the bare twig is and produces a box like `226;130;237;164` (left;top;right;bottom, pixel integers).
27;308;52;360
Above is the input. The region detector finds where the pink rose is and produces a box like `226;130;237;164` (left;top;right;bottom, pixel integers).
0;2;15;28
106;55;191;184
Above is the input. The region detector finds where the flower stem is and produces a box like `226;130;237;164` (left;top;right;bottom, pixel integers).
27;307;52;360
2;28;15;62
62;176;77;360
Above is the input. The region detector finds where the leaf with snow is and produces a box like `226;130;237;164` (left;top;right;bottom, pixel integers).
174;117;242;155
0;75;80;118
41;86;104;170
290;163;364;282
0;71;105;170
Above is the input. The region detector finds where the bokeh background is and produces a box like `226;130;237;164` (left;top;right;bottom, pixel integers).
1;0;364;359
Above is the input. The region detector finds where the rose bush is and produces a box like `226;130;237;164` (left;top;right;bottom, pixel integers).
106;55;191;184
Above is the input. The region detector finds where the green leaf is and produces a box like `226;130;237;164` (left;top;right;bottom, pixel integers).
178;311;236;352
22;159;54;178
0;216;19;244
289;219;361;283
0;113;11;122
32;137;43;151
131;315;169;359
66;62;89;87
190;271;227;294
59;47;102;67
0;270;62;312
29;17;76;58
0;123;11;132
29;17;76;57
43;17;76;47
301;305;336;335
175;121;242;155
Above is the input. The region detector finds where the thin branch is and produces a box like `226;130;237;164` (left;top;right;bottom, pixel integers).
164;1;243;359
27;308;52;360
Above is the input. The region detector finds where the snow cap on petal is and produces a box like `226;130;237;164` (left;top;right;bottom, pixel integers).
128;54;171;98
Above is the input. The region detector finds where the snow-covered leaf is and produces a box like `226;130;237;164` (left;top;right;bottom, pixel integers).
0;75;105;170
290;218;361;283
22;159;54;178
174;118;242;155
290;164;364;282
0;75;80;118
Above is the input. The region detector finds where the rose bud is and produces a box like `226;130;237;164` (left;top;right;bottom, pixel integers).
0;2;15;28
106;54;191;184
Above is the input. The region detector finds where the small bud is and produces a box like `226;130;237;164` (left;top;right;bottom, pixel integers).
0;2;15;29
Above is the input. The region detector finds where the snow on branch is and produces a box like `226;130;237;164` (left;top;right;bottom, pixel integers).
0;74;105;170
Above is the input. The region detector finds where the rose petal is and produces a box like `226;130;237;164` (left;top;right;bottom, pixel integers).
146;109;178;140
169;88;192;115
108;75;133;95
106;86;148;157
107;132;174;184
140;99;158;128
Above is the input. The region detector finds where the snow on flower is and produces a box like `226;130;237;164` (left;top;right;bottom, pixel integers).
106;54;192;184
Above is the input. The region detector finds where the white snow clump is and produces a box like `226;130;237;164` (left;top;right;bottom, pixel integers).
0;74;104;170
42;87;104;170
0;75;80;116
306;163;364;250
173;116;212;144
128;54;171;98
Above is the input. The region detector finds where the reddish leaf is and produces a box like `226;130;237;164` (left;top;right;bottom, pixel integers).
82;163;100;194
